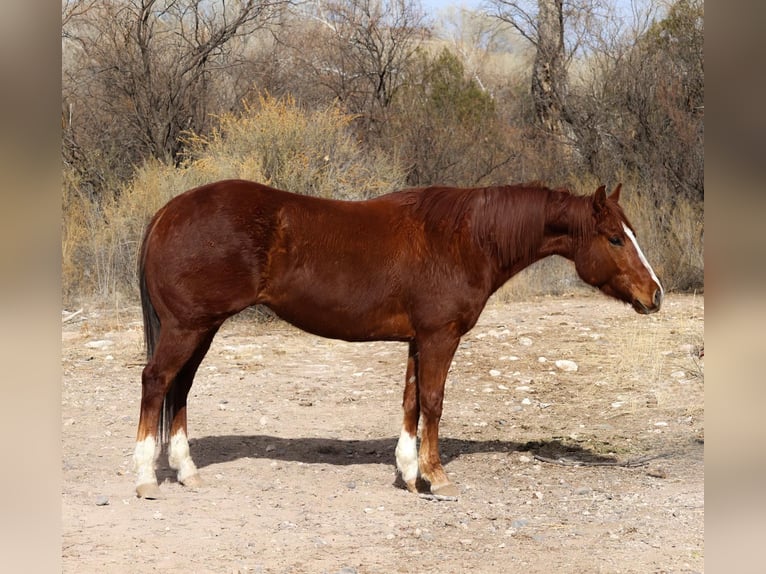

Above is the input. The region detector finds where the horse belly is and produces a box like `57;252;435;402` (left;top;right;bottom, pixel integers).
260;282;414;342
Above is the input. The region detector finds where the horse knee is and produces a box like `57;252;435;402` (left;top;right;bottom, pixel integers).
419;391;443;422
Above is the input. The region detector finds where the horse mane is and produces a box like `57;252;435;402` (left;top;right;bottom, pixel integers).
409;183;607;268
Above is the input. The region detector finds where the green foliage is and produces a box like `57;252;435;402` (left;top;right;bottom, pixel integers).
385;48;510;186
426;49;496;123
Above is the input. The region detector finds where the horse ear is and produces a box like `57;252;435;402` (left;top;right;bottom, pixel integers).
609;183;622;203
593;185;607;213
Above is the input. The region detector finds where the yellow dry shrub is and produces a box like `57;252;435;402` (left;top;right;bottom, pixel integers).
62;95;406;303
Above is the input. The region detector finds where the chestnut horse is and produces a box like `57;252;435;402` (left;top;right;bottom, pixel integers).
133;180;663;499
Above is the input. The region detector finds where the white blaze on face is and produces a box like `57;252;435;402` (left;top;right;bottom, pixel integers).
622;223;663;297
395;428;418;484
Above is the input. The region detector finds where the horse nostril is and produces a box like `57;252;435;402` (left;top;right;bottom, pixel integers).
653;288;663;308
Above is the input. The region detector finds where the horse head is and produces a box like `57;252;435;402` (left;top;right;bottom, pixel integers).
573;184;663;314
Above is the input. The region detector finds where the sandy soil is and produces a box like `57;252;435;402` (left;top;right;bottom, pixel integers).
61;294;703;573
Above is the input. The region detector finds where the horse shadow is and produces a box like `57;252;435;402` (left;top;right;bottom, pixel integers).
169;434;618;475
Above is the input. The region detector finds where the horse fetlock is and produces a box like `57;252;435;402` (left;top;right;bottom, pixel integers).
168;431;199;485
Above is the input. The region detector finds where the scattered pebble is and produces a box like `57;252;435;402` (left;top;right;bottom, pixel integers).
489;369;501;377
95;496;109;506
518;337;533;346
85;340;113;349
555;359;578;372
647;467;668;479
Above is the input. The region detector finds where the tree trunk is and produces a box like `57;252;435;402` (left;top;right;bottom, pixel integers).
531;0;567;136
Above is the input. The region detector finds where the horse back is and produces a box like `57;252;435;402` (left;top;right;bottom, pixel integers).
141;180;490;340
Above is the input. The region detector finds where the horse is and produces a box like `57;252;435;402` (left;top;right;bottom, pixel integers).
133;179;663;499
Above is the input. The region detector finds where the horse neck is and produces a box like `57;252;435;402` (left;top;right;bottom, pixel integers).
539;190;592;261
482;188;590;289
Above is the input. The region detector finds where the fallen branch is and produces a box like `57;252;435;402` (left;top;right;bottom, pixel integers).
62;309;84;323
533;452;671;468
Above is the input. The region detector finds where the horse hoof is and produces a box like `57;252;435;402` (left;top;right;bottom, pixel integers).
427;482;459;501
181;474;205;489
136;482;163;500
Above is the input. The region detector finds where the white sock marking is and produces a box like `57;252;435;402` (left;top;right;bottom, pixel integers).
133;436;159;487
395;428;418;483
168;430;199;484
623;223;663;296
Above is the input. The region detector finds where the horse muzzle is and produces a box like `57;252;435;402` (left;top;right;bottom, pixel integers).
632;287;663;314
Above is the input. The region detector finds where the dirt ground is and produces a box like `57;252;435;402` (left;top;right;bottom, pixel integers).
61;293;704;573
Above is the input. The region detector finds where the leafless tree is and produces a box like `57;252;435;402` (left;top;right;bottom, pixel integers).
62;0;289;191
285;0;426;135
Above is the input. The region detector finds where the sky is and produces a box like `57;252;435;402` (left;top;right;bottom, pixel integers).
419;0;641;20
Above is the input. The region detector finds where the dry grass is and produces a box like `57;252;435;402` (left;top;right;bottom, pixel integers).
62;95;702;307
62;95;406;304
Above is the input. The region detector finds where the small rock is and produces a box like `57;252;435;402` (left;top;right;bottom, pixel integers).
521;398;532;405
555;359;578;372
647;467;668;479
489;369;502;377
95;496;109;506
85;339;113;349
336;568;357;574
519;337;533;346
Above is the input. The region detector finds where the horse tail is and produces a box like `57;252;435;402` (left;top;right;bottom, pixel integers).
139;238;160;362
138;215;172;446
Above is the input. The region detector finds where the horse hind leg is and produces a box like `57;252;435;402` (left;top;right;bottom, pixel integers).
134;327;216;499
166;328;219;489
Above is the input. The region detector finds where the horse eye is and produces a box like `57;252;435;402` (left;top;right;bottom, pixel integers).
608;236;623;246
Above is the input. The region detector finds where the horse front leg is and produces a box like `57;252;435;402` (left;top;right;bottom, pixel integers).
415;331;460;500
395;341;420;493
